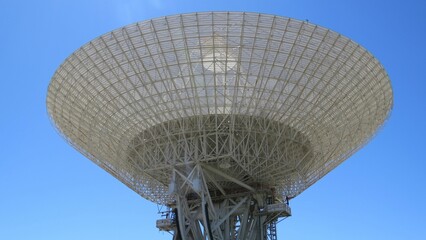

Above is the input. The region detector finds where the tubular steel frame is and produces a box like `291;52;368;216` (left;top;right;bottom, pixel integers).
47;12;393;239
166;164;290;240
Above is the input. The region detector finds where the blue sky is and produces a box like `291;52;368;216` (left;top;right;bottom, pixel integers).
1;0;425;239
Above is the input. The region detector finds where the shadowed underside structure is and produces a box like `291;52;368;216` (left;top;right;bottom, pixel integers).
47;12;393;239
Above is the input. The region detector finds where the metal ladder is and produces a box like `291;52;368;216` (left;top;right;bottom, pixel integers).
266;197;278;240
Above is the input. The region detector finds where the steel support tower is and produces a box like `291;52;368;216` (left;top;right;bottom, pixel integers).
156;164;290;239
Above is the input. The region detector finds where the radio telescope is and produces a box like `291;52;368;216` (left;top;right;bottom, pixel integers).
47;12;393;239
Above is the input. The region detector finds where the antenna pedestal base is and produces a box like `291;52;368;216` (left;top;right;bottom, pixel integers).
157;164;291;240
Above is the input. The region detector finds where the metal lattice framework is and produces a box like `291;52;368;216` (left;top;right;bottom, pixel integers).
47;12;392;239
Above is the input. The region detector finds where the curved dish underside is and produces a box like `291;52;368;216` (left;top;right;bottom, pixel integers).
47;12;393;204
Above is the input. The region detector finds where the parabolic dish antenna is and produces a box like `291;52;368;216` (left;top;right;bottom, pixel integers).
47;12;393;239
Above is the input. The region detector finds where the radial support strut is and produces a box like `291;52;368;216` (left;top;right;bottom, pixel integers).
156;164;291;240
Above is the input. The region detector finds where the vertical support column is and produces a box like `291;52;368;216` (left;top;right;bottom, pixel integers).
161;164;289;240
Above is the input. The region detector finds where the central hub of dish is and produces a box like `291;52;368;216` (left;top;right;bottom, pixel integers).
127;114;312;198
